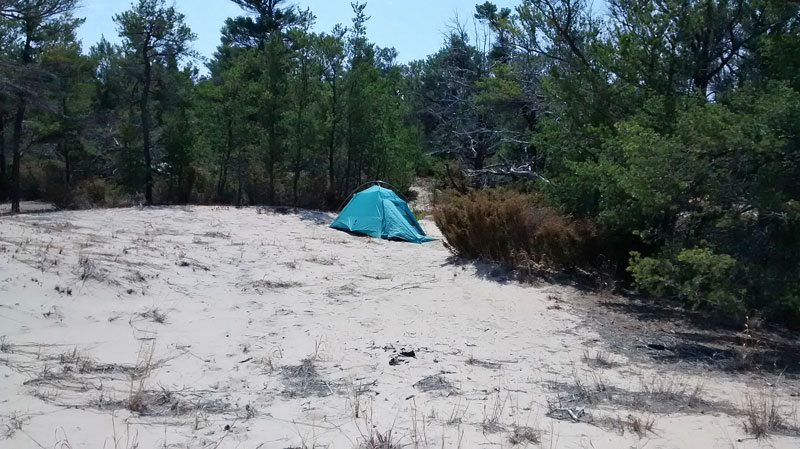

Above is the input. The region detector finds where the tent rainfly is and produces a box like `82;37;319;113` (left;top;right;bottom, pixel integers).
330;185;435;244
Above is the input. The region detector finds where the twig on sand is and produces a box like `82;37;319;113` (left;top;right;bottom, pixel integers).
551;407;585;422
374;279;437;292
204;418;238;449
21;428;48;448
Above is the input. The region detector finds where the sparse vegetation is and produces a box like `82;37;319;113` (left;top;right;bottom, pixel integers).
307;255;339;266
414;375;456;394
1;412;27;440
59;348;95;374
582;350;618;369
353;401;401;449
346;378;371;419
509;425;541;446
447;397;469;426
361;428;399;449
743;392;788;438
77;254;96;281
482;392;510;433
0;336;12;353
546;369;713;426
138;308;168;324
280;358;333;398
637;376;706;410
466;356;503;370
240;279;302;295
624;414;656;438
126;342;156;413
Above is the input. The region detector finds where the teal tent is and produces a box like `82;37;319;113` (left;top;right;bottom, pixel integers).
331;184;435;244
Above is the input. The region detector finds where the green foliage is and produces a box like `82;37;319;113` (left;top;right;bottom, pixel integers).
411;0;800;325
194;1;423;208
629;249;745;317
0;0;423;211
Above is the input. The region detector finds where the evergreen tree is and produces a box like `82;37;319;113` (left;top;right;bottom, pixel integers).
0;0;81;212
114;0;196;205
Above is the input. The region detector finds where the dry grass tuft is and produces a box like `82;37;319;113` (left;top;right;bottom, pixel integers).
581;350;618;368
447;397;469;425
239;279;302;295
78;253;97;281
126;342;156;413
138;308;168;324
361;428;399;449
59;348;95;374
414;375;456;393
353;399;401;449
0;336;12;353
743;392;787;438
547;370;711;421
1;412;28;440
280;358;333;398
509;425;541;445
346;378;375;419
466;356;503;369
624;414;656;438
636;376;705;410
307;255;339;266
482;392;510;433
545;370;609;422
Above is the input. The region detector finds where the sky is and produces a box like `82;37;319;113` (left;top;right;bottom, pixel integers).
76;0;524;65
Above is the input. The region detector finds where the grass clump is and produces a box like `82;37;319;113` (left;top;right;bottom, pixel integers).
624;414;656;438
743;392;787;438
0;336;12;353
139;308;168;324
433;189;596;270
362;429;399;449
127;343;156;414
581;350;618;368
509;425;541;445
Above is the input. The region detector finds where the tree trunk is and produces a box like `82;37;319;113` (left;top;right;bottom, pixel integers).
64;144;71;185
292;113;302;208
61;94;70;185
11;96;25;214
217;117;233;200
236;141;243;206
344;115;354;194
267;122;276;204
327;73;337;201
292;165;300;206
141;52;153;205
0;111;6;180
293;55;308;207
10;34;33;214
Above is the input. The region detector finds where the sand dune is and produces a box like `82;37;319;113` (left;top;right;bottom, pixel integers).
1;206;798;448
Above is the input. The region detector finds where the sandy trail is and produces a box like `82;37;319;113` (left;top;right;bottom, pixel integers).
0;206;797;448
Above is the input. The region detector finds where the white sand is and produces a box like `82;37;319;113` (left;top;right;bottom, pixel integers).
0;206;797;448
0;201;57;215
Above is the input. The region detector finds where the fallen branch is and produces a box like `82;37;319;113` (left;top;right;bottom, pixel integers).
464;162;549;182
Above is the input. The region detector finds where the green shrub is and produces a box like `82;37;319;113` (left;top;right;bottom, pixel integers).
433;189;596;270
777;290;800;328
629;248;746;317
